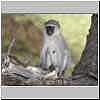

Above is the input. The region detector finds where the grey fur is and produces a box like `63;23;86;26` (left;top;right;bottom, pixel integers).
40;20;71;77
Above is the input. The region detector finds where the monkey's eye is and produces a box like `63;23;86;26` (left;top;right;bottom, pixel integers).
46;26;55;35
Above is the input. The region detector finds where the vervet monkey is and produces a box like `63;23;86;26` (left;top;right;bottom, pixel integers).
40;20;71;78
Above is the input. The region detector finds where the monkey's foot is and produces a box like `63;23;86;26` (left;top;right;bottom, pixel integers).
56;77;64;85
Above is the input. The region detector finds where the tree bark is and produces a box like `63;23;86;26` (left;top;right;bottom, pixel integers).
72;14;98;85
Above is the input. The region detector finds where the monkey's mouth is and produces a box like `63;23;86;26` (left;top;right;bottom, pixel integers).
46;26;55;36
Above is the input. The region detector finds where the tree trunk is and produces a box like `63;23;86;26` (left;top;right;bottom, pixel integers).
72;14;98;85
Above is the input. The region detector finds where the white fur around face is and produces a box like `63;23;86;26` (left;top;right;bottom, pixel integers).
44;24;61;40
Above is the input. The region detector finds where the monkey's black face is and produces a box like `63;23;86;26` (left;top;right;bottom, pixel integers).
46;26;55;36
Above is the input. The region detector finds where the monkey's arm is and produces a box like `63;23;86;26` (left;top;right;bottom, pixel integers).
63;50;71;70
40;46;47;67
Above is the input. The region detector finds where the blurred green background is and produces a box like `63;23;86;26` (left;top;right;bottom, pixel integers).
2;14;91;76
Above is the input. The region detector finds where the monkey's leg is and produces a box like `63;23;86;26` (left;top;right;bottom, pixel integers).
60;71;65;85
56;72;64;85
